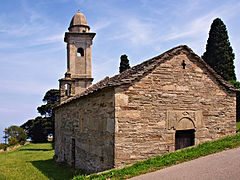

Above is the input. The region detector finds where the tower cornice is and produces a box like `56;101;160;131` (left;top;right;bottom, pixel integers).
64;32;96;43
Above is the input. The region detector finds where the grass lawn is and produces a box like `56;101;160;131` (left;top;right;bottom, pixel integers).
0;143;74;180
1;132;240;180
237;122;240;131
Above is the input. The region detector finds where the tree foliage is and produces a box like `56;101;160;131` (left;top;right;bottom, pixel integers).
20;119;34;137
21;89;60;143
38;89;59;140
8;136;19;145
229;80;240;89
119;54;130;73
7;126;27;144
202;18;236;81
21;117;48;143
29;117;49;143
37;89;60;117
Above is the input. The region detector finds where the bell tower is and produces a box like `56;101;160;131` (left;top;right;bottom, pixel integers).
59;10;96;103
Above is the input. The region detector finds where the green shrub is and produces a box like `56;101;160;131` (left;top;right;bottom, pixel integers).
8;136;19;146
237;122;240;132
0;143;5;149
7;126;27;143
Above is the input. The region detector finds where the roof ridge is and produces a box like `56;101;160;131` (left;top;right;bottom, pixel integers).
58;45;239;107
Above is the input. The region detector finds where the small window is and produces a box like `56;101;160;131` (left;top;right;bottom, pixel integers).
65;84;71;96
181;60;186;69
77;48;84;57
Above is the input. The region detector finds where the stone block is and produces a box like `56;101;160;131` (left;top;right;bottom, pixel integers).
162;85;175;91
176;85;189;91
115;93;129;106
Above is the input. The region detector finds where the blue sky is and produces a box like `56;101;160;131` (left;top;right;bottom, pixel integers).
0;0;240;139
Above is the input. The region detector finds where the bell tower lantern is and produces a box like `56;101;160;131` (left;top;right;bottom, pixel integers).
59;10;96;103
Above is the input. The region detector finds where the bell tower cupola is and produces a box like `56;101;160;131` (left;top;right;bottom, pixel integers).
59;10;96;103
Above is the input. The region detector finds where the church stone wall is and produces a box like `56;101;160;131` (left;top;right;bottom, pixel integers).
55;87;115;173
114;53;236;168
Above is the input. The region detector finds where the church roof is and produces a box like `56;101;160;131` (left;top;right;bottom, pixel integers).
59;45;239;106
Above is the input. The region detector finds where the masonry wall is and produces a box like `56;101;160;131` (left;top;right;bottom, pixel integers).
114;52;236;168
55;87;115;173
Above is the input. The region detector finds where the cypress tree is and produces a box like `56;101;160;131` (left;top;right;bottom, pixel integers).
202;18;236;81
119;54;130;73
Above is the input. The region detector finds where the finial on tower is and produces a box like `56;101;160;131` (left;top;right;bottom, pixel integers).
78;9;80;13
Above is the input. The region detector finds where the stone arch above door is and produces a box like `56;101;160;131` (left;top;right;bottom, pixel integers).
167;110;204;130
176;117;195;130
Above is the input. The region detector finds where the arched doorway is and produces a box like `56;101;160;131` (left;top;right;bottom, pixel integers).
175;129;195;150
175;117;195;150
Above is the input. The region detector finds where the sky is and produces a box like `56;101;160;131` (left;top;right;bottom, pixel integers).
0;0;240;140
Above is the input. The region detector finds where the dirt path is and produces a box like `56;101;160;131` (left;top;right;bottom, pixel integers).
129;147;240;180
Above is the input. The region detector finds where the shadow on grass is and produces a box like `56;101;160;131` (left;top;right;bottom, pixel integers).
30;159;75;180
19;148;52;151
51;142;55;149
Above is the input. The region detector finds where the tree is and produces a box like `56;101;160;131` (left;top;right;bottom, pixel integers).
21;117;48;143
202;18;236;81
21;89;60;142
8;136;18;145
119;54;130;73
28;117;48;143
20;119;34;137
37;89;59;141
7;126;27;143
37;89;60;117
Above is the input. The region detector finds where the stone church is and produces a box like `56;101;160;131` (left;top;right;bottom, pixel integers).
54;11;238;173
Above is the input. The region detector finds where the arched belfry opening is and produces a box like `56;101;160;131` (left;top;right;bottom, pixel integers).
65;84;71;96
77;48;84;57
175;117;195;150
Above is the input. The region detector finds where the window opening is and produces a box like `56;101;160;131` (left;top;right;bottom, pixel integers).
181;60;186;69
77;48;84;57
65;84;71;96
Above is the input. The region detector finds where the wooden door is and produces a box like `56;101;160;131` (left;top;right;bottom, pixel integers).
175;129;195;150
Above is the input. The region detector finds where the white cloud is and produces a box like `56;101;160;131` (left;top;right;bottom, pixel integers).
0;42;16;49
92;55;118;82
164;13;214;41
164;2;240;41
0;23;45;37
30;33;64;46
92;20;112;32
126;18;154;44
0;79;54;96
108;17;156;46
0;107;20;113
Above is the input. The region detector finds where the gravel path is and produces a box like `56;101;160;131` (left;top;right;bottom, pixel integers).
129;147;240;180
